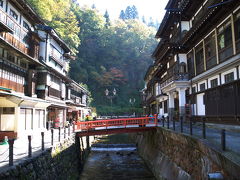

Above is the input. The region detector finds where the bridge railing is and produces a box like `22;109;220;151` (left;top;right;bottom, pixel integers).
74;115;158;131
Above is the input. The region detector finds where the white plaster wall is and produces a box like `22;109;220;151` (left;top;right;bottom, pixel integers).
191;104;197;116
196;93;205;115
48;59;63;73
1;114;14;131
181;21;190;32
7;4;20;24
18;108;25;134
50;79;60;90
50;38;64;55
1;0;6;11
178;54;187;63
61;83;66;99
38;31;48;61
21;16;33;31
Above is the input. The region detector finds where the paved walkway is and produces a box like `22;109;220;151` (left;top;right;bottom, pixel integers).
0;126;74;172
158;120;240;163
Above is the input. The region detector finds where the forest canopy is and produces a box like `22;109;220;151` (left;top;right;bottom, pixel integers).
27;0;158;115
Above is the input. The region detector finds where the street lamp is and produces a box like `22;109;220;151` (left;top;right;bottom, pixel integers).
129;98;135;105
105;88;117;115
129;98;136;116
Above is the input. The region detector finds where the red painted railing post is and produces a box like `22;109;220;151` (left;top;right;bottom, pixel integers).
124;119;126;128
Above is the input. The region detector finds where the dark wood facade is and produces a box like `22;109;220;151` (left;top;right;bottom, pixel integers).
144;0;240;123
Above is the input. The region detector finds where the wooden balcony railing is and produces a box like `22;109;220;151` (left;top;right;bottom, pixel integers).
206;56;217;70
196;61;204;75
1;32;29;54
0;8;39;59
161;73;189;89
49;51;65;67
218;45;233;63
236;39;240;53
49;87;61;98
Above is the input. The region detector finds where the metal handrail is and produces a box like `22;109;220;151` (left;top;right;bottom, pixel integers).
74;115;158;131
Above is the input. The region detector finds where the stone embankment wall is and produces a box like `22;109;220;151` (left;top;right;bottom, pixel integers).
133;128;240;180
0;135;94;179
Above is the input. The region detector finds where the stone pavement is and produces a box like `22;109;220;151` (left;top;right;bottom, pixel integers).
0;125;74;172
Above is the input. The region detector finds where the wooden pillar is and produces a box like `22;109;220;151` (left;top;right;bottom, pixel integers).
231;14;236;55
215;29;219;64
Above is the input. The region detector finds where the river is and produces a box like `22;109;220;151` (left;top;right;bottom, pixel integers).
79;134;156;180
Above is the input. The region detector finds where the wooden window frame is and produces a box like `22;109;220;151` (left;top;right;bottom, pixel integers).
224;72;234;84
217;18;233;62
10;9;18;21
210;78;218;88
195;43;205;75
205;32;217;69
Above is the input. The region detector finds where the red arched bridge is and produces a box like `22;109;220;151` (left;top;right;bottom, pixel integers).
74;115;158;136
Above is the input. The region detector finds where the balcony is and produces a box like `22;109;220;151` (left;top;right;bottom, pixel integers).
49;51;65;67
0;10;13;32
160;64;189;92
161;73;189;89
0;32;29;54
48;87;61;99
0;8;40;61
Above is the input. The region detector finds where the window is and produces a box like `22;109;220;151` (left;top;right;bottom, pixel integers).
35;110;45;128
234;10;240;52
23;21;30;31
164;100;168;113
20;60;27;69
224;72;234;83
187;51;195;78
205;32;217;69
192;86;196;94
210;78;218;88
217;19;233;62
3;107;15;114
159;102;163;108
0;0;3;8
10;9;18;21
195;43;204;75
7;54;15;63
200;83;205;91
20;108;33;130
22;33;30;45
15;26;21;37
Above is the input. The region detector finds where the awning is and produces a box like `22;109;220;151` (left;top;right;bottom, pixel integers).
0;91;50;108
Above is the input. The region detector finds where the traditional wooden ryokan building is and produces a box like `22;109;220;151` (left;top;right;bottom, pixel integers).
0;0;89;140
143;0;240;124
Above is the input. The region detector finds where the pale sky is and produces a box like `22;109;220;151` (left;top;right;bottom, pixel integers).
78;0;168;23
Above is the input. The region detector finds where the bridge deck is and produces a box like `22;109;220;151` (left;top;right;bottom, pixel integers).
74;115;158;136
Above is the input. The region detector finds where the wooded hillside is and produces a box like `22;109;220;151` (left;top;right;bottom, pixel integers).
27;0;158;115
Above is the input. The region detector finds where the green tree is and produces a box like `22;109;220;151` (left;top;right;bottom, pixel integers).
125;6;133;19
70;7;157;114
27;0;80;52
142;16;146;24
132;5;139;19
119;10;125;20
148;17;155;28
104;10;111;28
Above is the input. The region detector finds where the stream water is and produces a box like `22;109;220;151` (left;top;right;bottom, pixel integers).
79;134;156;180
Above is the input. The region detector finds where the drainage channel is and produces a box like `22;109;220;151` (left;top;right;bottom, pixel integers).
79;135;156;180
